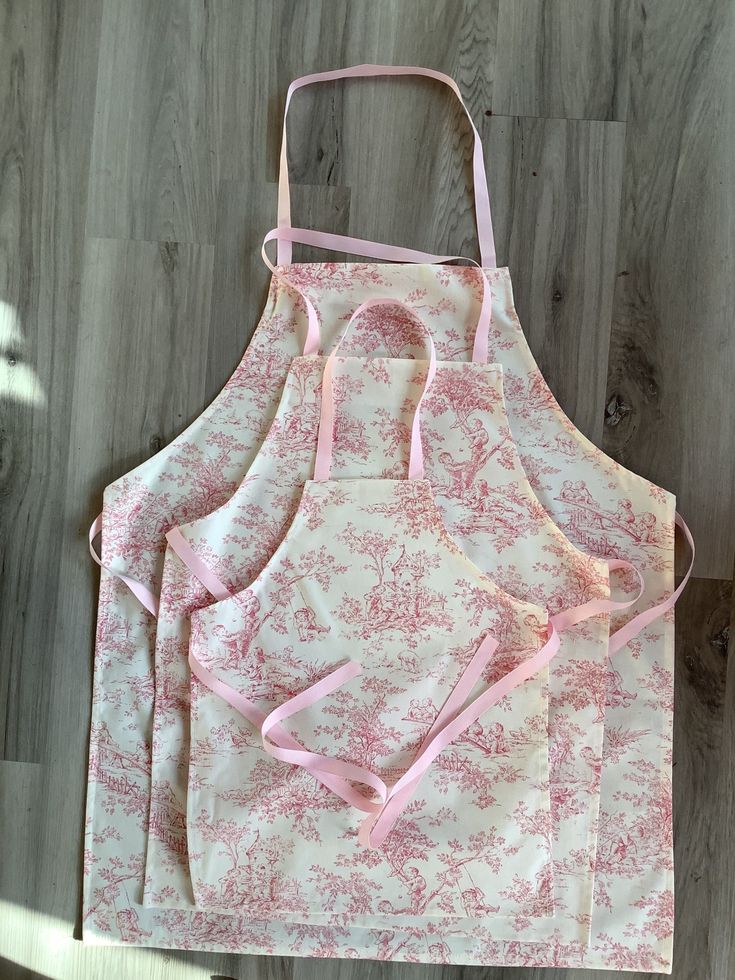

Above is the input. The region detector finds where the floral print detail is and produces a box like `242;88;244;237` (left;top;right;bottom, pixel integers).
85;264;675;972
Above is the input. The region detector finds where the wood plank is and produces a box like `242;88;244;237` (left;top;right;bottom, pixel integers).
0;0;103;763
267;1;497;260
493;0;633;121
602;0;735;578
74;238;214;492
709;563;735;979
486;114;626;444
671;577;732;977
0;761;44;905
86;0;218;244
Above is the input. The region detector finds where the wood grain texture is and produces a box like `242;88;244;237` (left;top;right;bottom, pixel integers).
493;0;633;121
87;0;218;244
601;0;735;579
0;0;103;763
671;577;732;978
0;0;733;978
486;113;626;443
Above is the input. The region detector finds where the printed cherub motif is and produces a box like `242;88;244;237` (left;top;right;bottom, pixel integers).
614;499;637;528
116;907;152;942
461;886;500;916
294;605;330;642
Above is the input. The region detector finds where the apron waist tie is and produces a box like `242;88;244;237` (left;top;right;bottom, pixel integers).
219;625;560;848
88;514;160;618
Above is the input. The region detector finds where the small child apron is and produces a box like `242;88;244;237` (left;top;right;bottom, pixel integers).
185;302;562;920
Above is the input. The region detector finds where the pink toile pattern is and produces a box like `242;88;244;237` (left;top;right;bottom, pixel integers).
144;356;614;951
85;264;676;973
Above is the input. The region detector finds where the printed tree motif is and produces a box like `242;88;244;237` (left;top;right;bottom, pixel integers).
640;662;674;713
315;686;404;771
307;866;384;915
228;501;293;575
225;758;341;842
83;853;147;935
376;817;437;878
555;659;608;723
222;331;292;414
361;482;440;539
404;286;456;319
191;810;255;871
373;401;413;461
347;305;428;358
103;479;175;572
426;370;501;433
591;935;669;973
396;830;506;916
430;750;507;809
612;763;673;868
335;525;451;646
435;327;473;360
247;546;348;640
452;577;531;650
283;262;390;294
632;889;675;940
601;725;650;764
502;369;559;426
498;869;554;919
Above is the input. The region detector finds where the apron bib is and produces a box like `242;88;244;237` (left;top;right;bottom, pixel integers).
85;65;690;972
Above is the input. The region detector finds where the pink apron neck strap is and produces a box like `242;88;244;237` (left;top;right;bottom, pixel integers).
313;299;437;482
276;64;496;268
261;226;494;364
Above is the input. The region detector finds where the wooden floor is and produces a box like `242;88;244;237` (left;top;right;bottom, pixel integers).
1;1;734;978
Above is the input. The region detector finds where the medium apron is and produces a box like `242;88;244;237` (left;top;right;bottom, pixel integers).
185;307;561;921
146;305;641;950
85;65;691;971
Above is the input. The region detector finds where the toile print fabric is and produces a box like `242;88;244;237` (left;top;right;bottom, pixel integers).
85;265;677;973
145;355;611;951
187;474;555;922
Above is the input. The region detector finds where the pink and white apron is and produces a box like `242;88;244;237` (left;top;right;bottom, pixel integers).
146;334;641;950
85;65;691;971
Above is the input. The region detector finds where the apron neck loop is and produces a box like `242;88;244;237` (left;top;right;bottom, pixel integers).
275;64;496;268
314;300;437;482
261;227;495;365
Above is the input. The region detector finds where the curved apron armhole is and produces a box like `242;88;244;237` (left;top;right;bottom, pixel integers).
608;511;694;654
261;226;494;363
89;514;160;618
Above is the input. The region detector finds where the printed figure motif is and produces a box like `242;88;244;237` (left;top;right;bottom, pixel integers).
293;605;330;642
555;480;665;554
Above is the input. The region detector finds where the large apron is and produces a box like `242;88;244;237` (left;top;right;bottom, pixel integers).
85;65;691;971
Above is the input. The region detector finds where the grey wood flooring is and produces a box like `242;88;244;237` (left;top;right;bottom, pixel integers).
1;1;733;978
